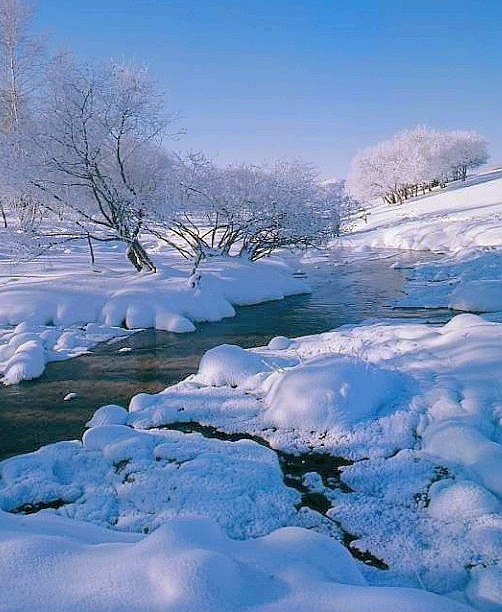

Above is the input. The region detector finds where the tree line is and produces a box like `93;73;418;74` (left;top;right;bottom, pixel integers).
0;0;490;271
347;126;489;205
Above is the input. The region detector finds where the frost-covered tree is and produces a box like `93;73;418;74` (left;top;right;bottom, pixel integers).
150;156;341;266
0;0;44;131
22;57;178;271
347;127;489;205
442;130;489;181
0;0;45;227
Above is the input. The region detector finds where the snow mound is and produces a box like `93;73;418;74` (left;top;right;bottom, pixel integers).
429;480;501;520
267;336;291;350
467;566;502;612
196;344;271;386
195;344;297;387
264;355;411;430
86;404;129;427
440;313;488;332
1;339;46;385
0;512;476;612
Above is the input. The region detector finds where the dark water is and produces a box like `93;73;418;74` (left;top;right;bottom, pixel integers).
0;251;452;460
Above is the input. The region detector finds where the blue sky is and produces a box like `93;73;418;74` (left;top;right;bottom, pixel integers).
35;0;502;178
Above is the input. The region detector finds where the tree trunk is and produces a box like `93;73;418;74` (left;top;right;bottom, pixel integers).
87;234;95;266
0;203;7;228
126;240;156;272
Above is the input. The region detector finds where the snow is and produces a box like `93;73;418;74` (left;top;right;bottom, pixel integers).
0;512;474;612
195;343;297;387
267;335;291;350
340;170;502;254
104;309;501;605
0;427;301;539
3;310;501;607
0;321;132;385
467;566;502;612
2;172;502;610
428;480;501;520
264;354;412;430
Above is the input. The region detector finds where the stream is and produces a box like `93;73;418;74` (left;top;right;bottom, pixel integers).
0;250;452;460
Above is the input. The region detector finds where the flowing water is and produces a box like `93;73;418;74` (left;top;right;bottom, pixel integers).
0;250;452;460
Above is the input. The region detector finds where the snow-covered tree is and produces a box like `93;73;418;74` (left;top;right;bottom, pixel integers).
0;0;44;131
0;0;46;227
442;130;489;181
22;57;178;271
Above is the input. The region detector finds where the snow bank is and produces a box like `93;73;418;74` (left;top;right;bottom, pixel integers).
0;322;131;385
0;512;474;612
344;170;502;321
397;251;502;315
0;258;308;329
0;256;308;384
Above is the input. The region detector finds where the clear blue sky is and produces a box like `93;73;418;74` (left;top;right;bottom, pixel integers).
34;0;502;179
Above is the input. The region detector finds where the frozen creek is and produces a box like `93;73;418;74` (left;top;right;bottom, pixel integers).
0;250;451;460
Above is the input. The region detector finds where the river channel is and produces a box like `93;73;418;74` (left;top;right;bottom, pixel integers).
0;250;452;460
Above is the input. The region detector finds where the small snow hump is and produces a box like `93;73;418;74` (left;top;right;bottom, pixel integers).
267;336;291;350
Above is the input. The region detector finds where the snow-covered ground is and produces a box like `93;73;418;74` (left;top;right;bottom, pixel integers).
1;172;502;610
1;511;473;612
340;169;502;254
0;239;308;384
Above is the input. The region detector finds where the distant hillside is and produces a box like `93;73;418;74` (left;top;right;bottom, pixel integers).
340;169;502;254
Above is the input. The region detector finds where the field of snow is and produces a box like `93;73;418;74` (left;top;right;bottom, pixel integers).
2;312;502;610
1;511;475;612
1;172;502;610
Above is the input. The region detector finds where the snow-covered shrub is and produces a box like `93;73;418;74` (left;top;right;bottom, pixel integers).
151;155;342;265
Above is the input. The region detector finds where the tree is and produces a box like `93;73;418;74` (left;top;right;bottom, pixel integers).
150;156;341;266
0;0;45;227
442;130;489;181
24;57;178;271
